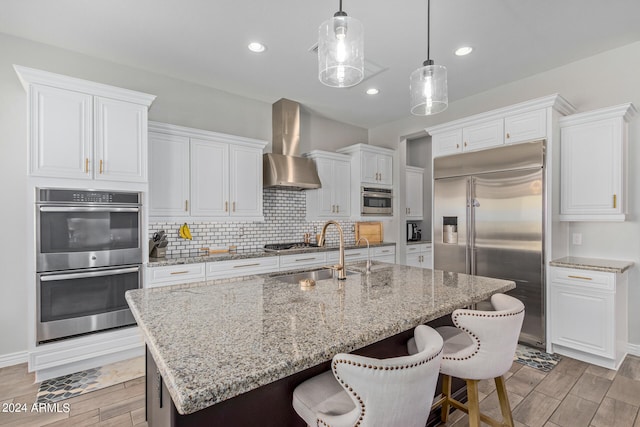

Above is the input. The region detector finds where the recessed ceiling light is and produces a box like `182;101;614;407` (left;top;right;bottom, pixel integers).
248;42;266;53
454;46;473;56
366;88;379;95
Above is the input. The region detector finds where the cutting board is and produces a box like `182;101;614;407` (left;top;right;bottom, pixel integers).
355;222;383;244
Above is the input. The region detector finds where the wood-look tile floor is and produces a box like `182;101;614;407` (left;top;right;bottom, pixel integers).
0;355;638;426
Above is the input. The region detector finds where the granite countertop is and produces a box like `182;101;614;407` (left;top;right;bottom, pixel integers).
148;242;397;267
126;262;515;415
550;256;634;273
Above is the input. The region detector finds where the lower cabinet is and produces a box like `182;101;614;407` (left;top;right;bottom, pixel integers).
207;257;279;279
279;252;327;270
549;266;628;369
372;246;396;263
404;243;432;269
146;263;206;288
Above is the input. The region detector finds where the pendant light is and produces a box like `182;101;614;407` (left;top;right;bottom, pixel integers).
318;0;364;88
410;0;448;115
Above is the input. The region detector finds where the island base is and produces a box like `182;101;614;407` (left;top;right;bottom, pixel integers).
146;316;466;427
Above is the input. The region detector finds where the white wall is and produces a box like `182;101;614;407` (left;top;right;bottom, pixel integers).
0;32;366;359
370;41;640;345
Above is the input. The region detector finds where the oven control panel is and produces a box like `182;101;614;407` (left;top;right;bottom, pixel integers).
37;188;140;204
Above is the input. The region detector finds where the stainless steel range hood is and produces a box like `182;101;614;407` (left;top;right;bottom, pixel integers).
263;98;321;190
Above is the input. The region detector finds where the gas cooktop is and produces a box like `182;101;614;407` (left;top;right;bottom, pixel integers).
263;242;319;252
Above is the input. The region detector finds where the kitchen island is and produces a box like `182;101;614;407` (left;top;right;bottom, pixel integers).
126;262;515;426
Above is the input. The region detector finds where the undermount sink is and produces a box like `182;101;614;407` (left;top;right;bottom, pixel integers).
270;268;357;284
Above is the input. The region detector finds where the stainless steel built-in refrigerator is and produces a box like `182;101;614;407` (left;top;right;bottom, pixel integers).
434;140;545;348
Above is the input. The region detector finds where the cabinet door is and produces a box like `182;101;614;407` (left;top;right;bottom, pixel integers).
505;109;546;144
405;252;422;268
333;160;351;217
560;118;623;218
463;119;504;152
405;169;424;219
230;145;263;217
377;154;393;185
190;138;229;217
313;157;335;217
432;129;463;157
29;85;93;179
551;283;614;358
423;247;433;269
95;97;148;182
361;150;379;184
148;133;190;217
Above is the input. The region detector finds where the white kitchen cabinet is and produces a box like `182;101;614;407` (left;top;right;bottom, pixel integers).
304;151;351;219
148;122;267;220
549;266;628;369
326;248;369;264
146;263;206;288
279;252;328;270
431;129;463;157
405;166;424;219
428;94;575;158
404;243;432;268
206;257;279;279
148;132;190;216
504;109;546;144
463;119;504;152
15;65;155;182
559;103;636;221
372;246;396;263
337;143;394;187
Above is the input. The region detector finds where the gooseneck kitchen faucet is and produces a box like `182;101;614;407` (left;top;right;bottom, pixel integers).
318;220;346;280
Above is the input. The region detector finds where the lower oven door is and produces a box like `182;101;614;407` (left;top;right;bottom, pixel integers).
37;265;141;344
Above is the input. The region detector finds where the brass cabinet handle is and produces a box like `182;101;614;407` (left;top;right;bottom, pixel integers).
336;205;339;213
613;194;617;209
295;257;316;262
456;144;460;149
568;275;593;281
506;132;510;139
225;201;228;212
464;141;468;147
85;158;89;173
332;205;335;213
185;200;189;212
233;263;261;268
232;201;236;212
170;271;190;275
99;159;103;174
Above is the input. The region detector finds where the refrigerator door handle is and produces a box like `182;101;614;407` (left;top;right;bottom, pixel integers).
469;177;477;276
466;177;472;275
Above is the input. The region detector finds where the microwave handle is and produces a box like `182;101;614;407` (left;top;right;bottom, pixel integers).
39;206;140;213
363;193;393;198
40;266;140;281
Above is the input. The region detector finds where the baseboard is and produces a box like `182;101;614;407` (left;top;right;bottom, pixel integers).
628;343;640;357
0;351;29;368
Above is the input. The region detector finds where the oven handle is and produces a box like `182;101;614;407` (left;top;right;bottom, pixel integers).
40;266;140;282
39;206;140;213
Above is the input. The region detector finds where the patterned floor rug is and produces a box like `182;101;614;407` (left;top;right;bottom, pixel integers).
514;344;561;372
36;356;145;404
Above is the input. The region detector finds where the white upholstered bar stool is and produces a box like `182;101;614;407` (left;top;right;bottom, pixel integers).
292;325;443;427
408;293;524;427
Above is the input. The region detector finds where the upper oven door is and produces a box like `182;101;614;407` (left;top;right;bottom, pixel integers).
36;205;142;272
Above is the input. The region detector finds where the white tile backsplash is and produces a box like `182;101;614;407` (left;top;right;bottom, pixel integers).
149;188;357;255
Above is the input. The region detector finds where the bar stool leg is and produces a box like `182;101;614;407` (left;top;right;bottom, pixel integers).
495;375;514;427
440;374;452;422
466;379;481;427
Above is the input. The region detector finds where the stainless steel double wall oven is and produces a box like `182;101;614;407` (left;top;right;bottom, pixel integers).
36;188;142;344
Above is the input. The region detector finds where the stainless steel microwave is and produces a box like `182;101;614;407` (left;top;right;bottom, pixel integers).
361;187;393;216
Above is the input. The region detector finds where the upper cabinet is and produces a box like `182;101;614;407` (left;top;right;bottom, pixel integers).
559;103;637;221
14;65;155;182
337;143;394;187
405;166;424;220
148;122;267;220
303;151;351;219
428;94;574;158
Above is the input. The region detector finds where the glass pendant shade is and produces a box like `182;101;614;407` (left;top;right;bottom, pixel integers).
410;61;448;115
318;15;364;88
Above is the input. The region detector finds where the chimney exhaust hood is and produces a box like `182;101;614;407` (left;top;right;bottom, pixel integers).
263;99;321;190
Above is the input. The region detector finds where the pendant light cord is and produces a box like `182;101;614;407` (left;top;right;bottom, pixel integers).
427;0;431;61
339;0;343;13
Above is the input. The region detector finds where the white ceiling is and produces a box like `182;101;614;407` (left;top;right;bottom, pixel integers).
3;0;640;129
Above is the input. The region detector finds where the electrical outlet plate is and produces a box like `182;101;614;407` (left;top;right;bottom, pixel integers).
572;233;582;245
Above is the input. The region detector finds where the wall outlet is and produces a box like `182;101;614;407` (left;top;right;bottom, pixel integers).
572;233;582;245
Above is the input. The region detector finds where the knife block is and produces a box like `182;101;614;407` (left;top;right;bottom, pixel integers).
149;239;167;258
